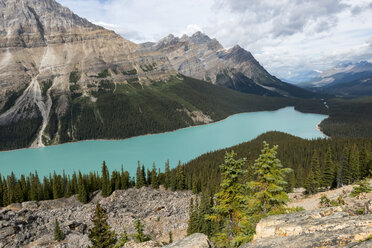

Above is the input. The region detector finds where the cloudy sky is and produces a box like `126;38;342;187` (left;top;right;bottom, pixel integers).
58;0;372;82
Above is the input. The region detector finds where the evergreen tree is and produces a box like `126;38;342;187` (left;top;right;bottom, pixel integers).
135;162;146;188
304;168;315;194
311;150;321;191
187;198;198;235
151;164;159;189
134;219;151;243
101;162;111;197
89;203;117;248
78;171;89;204
54;219;65;241
176;162;186;190
208;151;248;247
350;145;360;181
164;161;170;190
120;165;129;189
30;171;42;201
52;172;63;199
115;228;129;248
322;146;335;188
248;142;292;214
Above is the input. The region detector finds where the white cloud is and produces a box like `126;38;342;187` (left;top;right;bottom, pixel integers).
58;0;372;82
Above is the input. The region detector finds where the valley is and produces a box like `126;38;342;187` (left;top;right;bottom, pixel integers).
1;0;372;248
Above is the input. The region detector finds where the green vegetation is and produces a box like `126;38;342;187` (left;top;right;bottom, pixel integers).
69;71;80;84
54;219;65;241
115;229;129;247
1;132;371;208
134;219;151;243
319;97;372;138
171;131;372;195
350;179;372;197
97;69;111;78
122;69;137;76
140;63;156;72
1;84;29;114
0;117;42;150
187;143;292;247
40;79;53;97
89;203;117;248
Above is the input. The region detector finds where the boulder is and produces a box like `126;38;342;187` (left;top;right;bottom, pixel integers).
240;207;372;248
163;233;214;248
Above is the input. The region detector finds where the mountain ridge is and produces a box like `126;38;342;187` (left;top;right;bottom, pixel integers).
145;31;316;98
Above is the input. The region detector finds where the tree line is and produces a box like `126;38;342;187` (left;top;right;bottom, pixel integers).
1;132;371;207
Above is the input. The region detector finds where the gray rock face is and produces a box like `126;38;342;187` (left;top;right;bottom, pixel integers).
240;207;372;248
146;32;312;98
0;187;193;248
0;0;176;144
163;233;214;248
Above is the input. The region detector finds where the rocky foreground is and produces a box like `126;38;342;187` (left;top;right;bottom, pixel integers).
0;187;193;247
1;183;372;248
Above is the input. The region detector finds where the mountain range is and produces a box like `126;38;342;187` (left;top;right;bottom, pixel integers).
0;0;315;150
299;61;372;97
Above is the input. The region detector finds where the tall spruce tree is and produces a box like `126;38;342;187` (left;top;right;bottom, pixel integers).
151;164;159;189
248;142;292;214
322;146;335;188
101;162;111;197
77;171;89;204
208;151;248;247
164;161;170;190
89;203;117;248
135;162;145;188
311;150;321;191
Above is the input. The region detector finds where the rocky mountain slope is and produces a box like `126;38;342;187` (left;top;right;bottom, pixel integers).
0;0;309;151
0;0;178;148
144;32;315;98
299;61;372;97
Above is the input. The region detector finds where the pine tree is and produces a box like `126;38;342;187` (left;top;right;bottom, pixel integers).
101;162;111;197
207;151;248;247
151;164;159;189
249;142;292;214
89;203;117;248
78;171;89;204
176;162;186;190
311;150;321;191
54;219;65;241
52;172;63;199
134;219;151;243
115;228;129;248
135;162;145;188
164;160;170;190
120;165;129;189
304;168;315;194
322;146;335;188
350;145;360;182
187;198;198;235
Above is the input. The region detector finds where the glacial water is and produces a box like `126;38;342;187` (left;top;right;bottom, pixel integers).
0;107;327;178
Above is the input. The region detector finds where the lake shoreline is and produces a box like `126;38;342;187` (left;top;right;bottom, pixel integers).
316;118;329;138
0;106;327;154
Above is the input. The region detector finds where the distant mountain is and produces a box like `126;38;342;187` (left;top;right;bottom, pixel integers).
281;70;321;84
143;32;316;98
300;61;372;97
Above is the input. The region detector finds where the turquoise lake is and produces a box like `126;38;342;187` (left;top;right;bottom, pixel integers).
0;107;327;178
